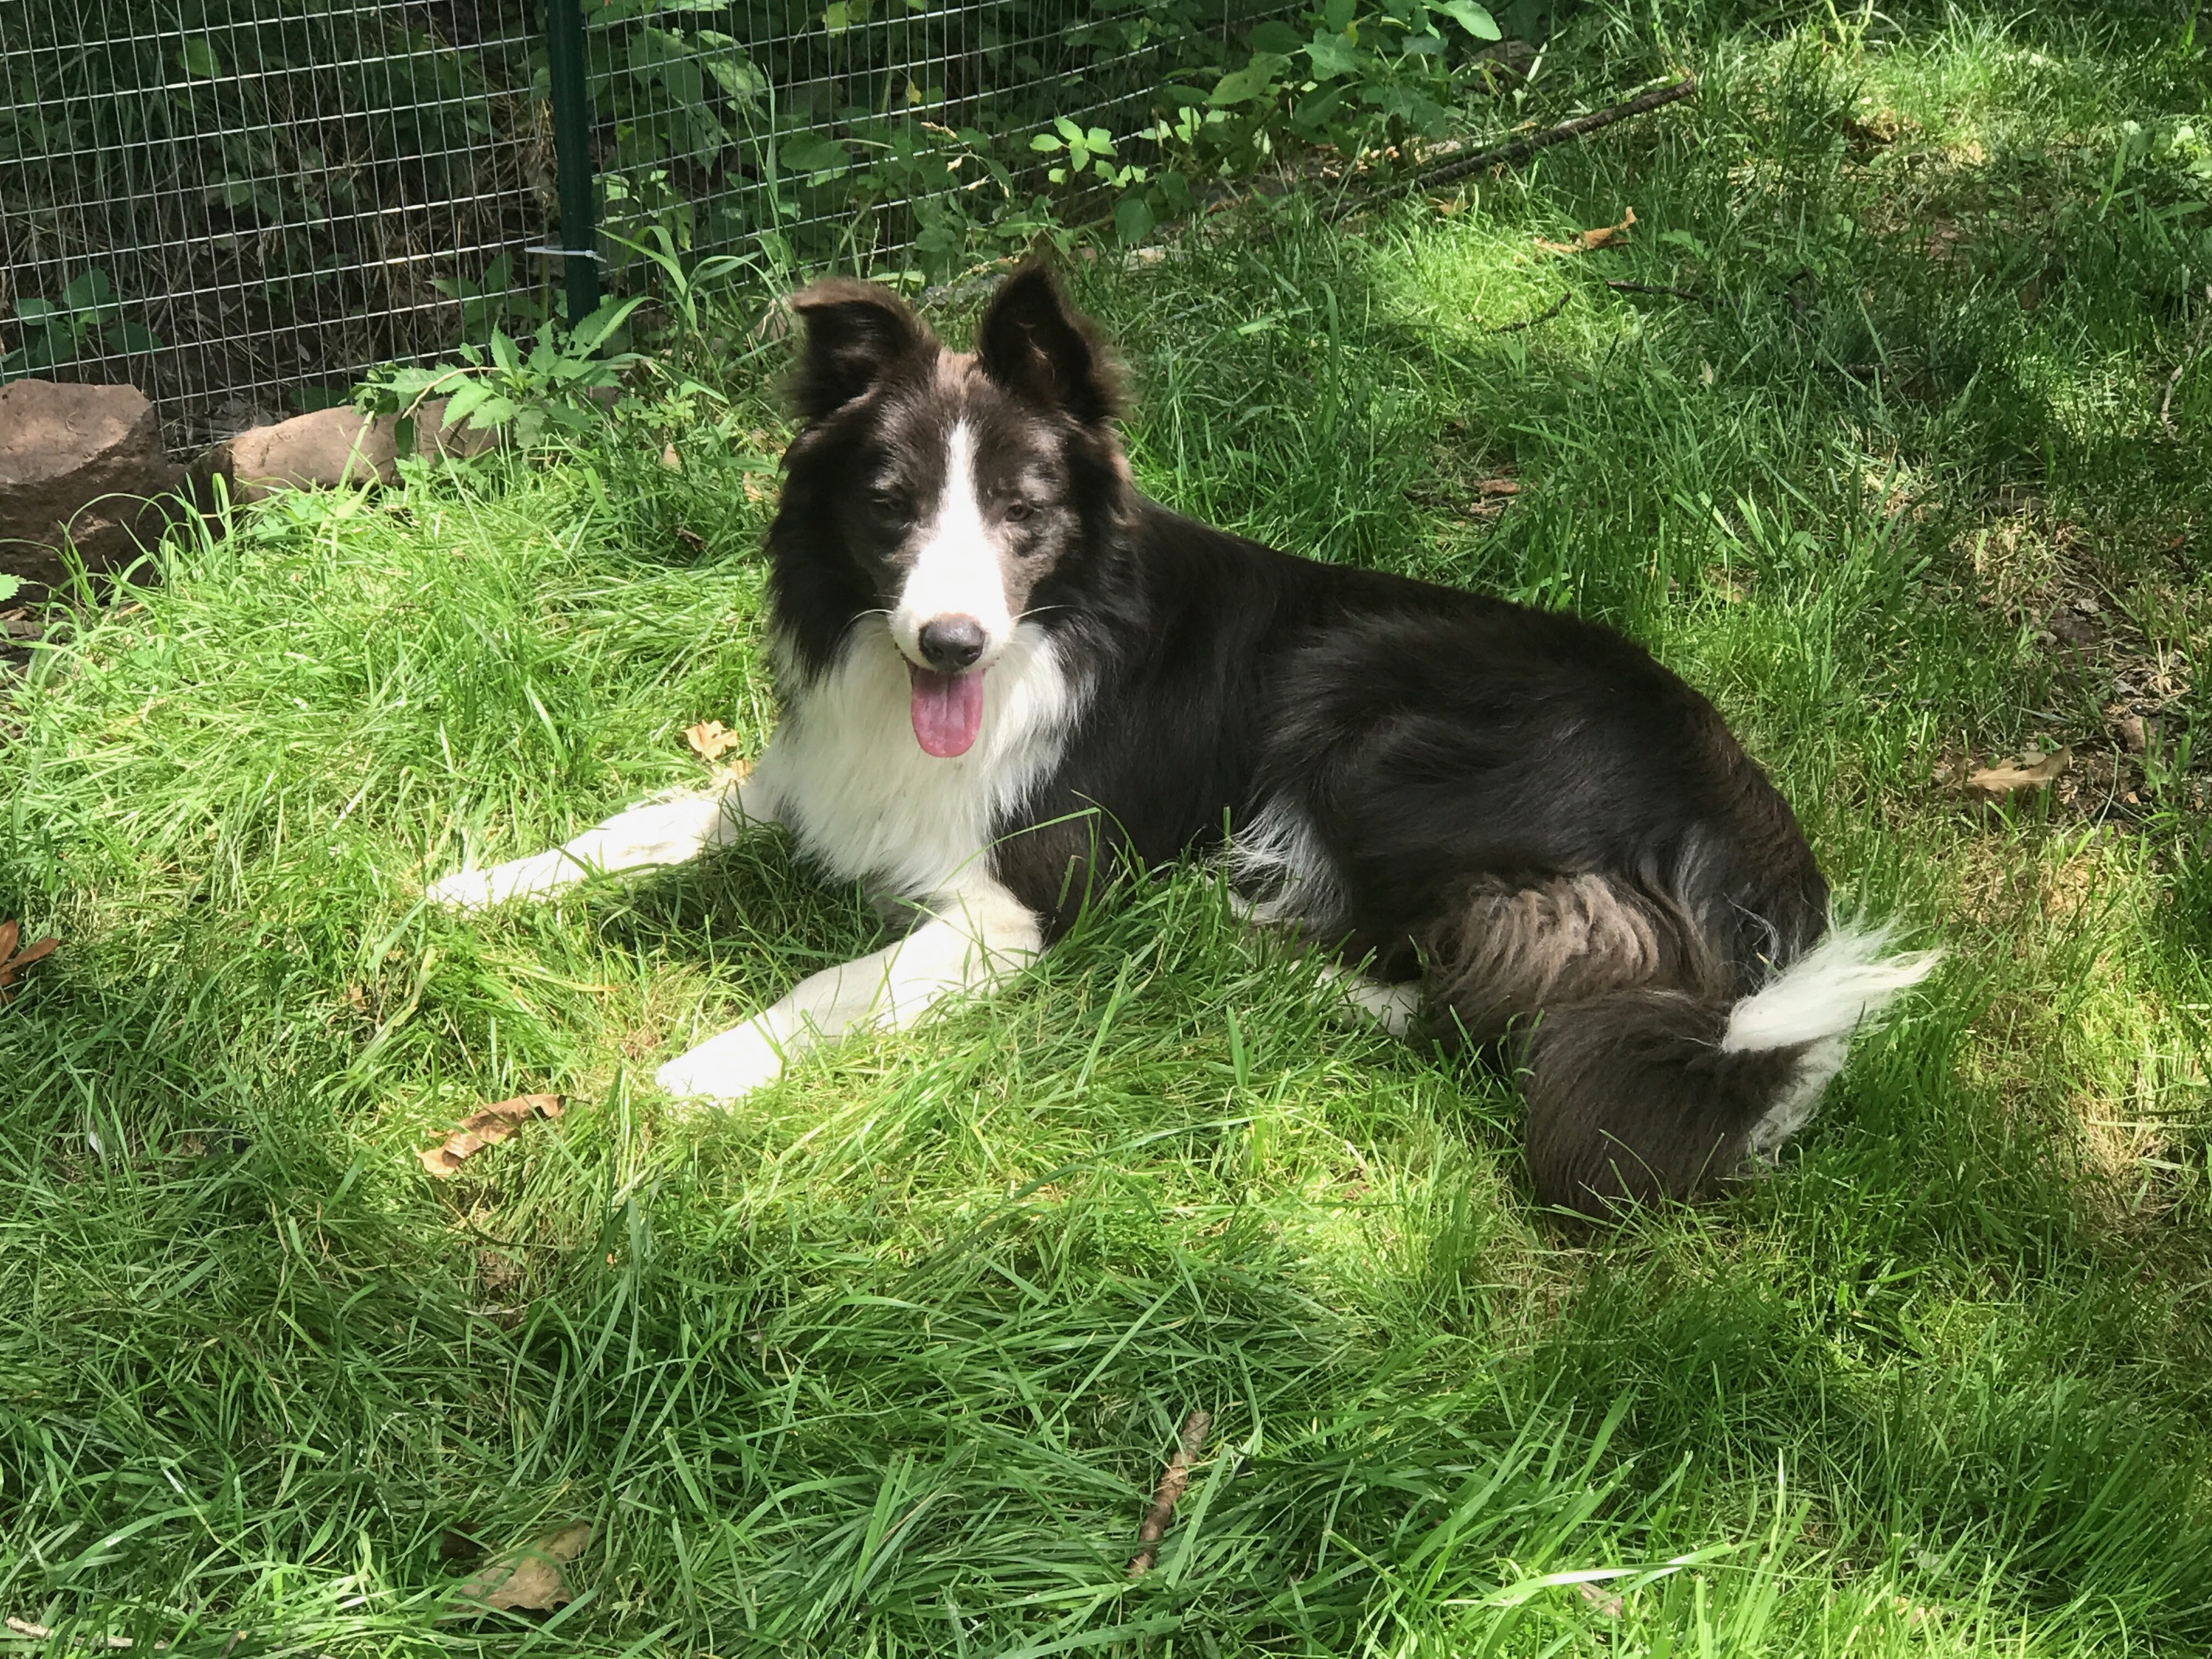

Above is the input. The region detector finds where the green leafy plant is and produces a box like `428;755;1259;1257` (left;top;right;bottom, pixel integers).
1;268;164;379
430;254;550;341
355;297;648;453
1181;0;1502;167
1008;0;1506;254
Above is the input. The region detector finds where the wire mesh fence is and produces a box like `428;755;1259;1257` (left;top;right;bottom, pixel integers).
1;0;1268;447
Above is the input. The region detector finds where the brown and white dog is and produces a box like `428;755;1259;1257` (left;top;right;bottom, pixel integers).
429;266;1936;1214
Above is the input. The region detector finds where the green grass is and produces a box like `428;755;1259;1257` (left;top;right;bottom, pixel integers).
7;2;2212;1652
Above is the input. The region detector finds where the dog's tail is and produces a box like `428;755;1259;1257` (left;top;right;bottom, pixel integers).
1430;879;1939;1214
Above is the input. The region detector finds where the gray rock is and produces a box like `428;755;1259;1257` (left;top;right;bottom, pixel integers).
0;379;185;599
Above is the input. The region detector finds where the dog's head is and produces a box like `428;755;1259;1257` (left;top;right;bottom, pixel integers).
769;265;1127;754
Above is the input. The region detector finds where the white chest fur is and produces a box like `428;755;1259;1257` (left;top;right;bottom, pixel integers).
754;618;1081;902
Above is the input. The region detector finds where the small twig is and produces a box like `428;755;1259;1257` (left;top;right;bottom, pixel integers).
2160;282;2212;440
1486;291;1571;333
1417;77;1699;194
1604;278;1712;306
1127;1409;1211;1576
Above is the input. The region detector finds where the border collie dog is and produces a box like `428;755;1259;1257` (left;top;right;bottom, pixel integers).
431;266;1936;1215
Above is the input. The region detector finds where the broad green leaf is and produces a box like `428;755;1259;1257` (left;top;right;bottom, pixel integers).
442;379;493;425
61;269;114;310
1439;0;1500;38
1114;192;1155;246
468;393;519;431
822;1;849;31
1248;18;1302;52
0;573;20;604
1305;31;1360;77
1208;54;1290;106
1029;132;1064;153
779;133;851;174
178;38;223;76
1292;85;1348;131
106;321;163;353
14;299;56;321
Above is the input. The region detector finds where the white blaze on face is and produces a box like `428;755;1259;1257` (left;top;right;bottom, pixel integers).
889;420;1013;667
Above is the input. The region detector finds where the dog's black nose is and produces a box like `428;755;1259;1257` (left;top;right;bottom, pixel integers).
917;615;988;672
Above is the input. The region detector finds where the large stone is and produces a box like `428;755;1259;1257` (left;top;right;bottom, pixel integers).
0;379;185;597
222;406;399;502
206;398;501;504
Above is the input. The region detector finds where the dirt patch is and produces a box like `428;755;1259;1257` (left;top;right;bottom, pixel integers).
1941;500;2202;820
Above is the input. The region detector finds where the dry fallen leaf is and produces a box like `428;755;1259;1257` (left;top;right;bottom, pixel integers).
740;470;773;504
453;1523;593;1613
685;720;742;763
1578;1581;1626;1618
1538;206;1635;254
659;442;682;471
1965;747;2070;801
417;1094;563;1178
672;524;707;554
0;920;58;1004
1473;477;1520;498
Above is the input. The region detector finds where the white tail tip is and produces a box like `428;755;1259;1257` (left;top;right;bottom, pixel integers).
1720;924;1941;1054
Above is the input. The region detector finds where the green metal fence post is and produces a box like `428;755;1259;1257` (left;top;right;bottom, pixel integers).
545;0;601;328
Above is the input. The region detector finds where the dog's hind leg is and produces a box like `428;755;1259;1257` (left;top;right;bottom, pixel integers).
1227;880;1417;1036
654;874;1043;1105
427;771;778;911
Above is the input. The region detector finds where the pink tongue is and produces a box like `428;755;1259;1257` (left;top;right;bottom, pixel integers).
909;665;986;757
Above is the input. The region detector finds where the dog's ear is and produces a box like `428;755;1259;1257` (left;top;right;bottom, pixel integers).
787;279;926;421
976;265;1120;426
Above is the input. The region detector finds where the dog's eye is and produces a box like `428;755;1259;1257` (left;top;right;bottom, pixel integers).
1002;501;1034;524
868;493;909;525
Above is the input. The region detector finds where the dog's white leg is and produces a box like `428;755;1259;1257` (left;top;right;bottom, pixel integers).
1315;963;1422;1037
655;875;1042;1104
428;771;778;910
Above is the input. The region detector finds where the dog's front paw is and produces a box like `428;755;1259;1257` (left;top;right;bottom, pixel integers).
655;1023;788;1105
425;867;498;911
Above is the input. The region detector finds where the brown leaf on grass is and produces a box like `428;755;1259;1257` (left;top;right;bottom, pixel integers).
417;1094;563;1178
0;920;59;1004
659;442;683;471
672;524;707;554
1965;748;2071;801
684;720;742;763
740;470;773;504
1537;206;1635;254
452;1523;593;1613
1578;1581;1626;1618
1473;477;1520;497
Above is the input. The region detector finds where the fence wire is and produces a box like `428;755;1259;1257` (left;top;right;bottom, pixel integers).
0;0;1262;447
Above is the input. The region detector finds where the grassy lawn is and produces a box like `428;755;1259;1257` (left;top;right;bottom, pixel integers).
7;3;2212;1652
